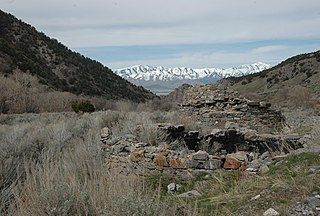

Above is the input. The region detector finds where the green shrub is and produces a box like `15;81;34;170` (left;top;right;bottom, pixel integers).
71;101;95;113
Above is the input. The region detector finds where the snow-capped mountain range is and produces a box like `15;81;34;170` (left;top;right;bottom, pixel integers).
115;62;272;94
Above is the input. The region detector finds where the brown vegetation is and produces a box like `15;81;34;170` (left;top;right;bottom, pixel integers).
0;69;177;114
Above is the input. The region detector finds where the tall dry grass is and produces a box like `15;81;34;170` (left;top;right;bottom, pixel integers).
0;111;196;215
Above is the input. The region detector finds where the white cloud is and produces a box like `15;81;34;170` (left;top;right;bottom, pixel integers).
1;0;320;48
1;0;320;69
252;45;288;54
104;51;267;70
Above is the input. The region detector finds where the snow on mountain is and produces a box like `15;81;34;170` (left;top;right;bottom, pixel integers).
115;62;272;82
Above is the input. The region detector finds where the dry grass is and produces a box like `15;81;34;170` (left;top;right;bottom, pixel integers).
0;111;199;215
1;109;319;215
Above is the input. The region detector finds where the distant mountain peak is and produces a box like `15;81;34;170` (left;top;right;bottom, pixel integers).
115;63;272;94
115;62;272;81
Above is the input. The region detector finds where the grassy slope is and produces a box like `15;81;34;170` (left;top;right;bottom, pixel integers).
219;51;320;105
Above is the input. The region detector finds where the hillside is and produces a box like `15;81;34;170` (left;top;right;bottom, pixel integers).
0;10;155;102
218;51;320;108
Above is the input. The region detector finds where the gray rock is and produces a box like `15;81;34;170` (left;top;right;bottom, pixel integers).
288;193;320;215
192;150;209;160
263;208;279;216
112;143;126;153
204;159;223;170
187;159;201;169
101;127;111;139
177;190;201;198
260;151;270;160
105;137;120;146
167;183;182;192
308;197;320;208
309;165;320;172
122;133;137;140
246;167;258;173
259;165;270;174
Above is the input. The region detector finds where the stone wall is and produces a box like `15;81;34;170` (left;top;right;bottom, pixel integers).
180;84;286;133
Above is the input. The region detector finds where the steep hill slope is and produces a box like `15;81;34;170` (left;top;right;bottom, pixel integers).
219;51;320;107
0;10;155;102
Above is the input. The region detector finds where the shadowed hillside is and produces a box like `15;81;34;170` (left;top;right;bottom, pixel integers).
0;10;155;102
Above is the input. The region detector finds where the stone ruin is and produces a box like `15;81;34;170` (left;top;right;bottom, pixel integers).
100;84;306;178
180;84;286;133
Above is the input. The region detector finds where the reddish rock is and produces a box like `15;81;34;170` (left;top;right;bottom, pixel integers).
169;158;187;169
223;157;242;169
153;154;168;167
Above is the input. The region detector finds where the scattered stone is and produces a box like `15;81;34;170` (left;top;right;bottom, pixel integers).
100;127;111;140
309;165;320;172
263;208;280;216
246;167;258;173
167;183;182;192
259;165;270;174
177;190;201;198
203;174;211;179
251;194;261;200
288;192;320;215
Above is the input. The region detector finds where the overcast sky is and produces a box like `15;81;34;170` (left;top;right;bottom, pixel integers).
1;0;320;69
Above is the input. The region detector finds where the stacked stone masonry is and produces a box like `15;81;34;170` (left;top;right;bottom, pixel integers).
180;84;285;133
